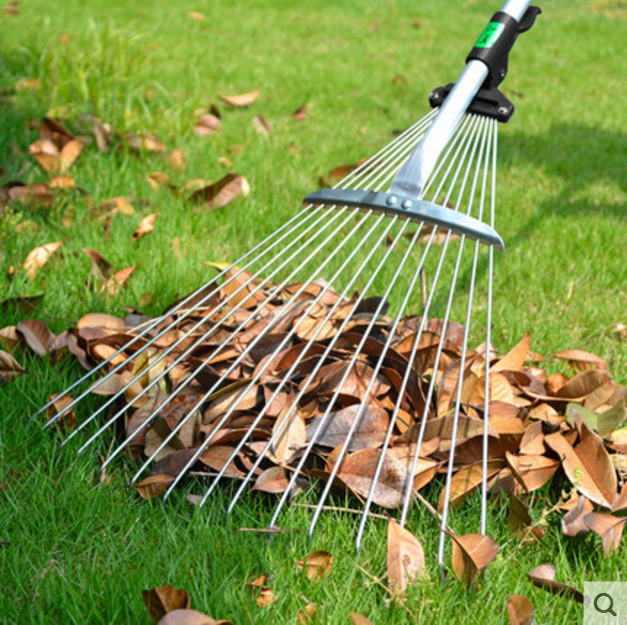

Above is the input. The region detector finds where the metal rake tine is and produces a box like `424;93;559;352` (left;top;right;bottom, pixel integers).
397;115;492;527
228;218;419;517
63;204;351;445
170;214;404;502
437;117;494;568
41;110;435;426
482;118;498;535
37;205;318;422
78;204;369;457
102;116;442;470
127;208;383;483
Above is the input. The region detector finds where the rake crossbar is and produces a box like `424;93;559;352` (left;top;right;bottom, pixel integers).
303;188;504;249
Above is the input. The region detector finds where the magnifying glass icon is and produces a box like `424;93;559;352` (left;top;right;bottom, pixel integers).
594;592;617;617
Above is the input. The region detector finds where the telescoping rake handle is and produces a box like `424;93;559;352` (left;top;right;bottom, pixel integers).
306;0;541;248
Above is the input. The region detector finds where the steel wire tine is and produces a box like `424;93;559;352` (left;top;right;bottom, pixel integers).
437;117;493;569
229;219;419;519
309;116;487;539
96;123;436;465
482;118;498;535
62;206;353;447
398;114;490;528
127;209;388;483
40;112;435;425
231;115;478;521
80;206;372;460
353;117;486;547
180;215;406;504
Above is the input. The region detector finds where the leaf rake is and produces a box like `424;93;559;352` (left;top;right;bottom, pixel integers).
39;0;542;572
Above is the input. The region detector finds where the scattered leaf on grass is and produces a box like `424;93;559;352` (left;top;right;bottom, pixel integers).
136;474;174;499
0;350;26;383
23;241;62;280
133;213;160;241
297;604;318;623
253;115;273;135
147;172;171;190
297;550;333;582
100;265;138;299
156;609;232;625
125;133;167;153
189;173;250;211
561;496;593;537
169;149;186;170
187;11;205;20
583;512;627;556
545;422;617;508
387;519;427;593
16;319;55;356
527;564;583;602
29;118;83;173
292;104;307;121
350;614;374;625
45;394;75;433
220;89;260;107
142;584;191;622
194;115;221;137
450;533;499;588
507;595;534;625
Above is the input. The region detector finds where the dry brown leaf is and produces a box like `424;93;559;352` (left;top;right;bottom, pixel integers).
349;614;373;625
48;175;75;189
492;333;531;372
125;133;166;153
450;533;499;588
147;172;170;190
297;604;317;623
297;550;333;582
251;466;289;494
136;474;174;499
194;114;221;137
387;519;427;593
187;11;205;20
438;460;504;511
189;173;250;211
142;584;191;622
561;496;593;537
583;512;627;556
292;104;307;121
0;326;19;351
23;241;62;280
554;349;608;372
220;89;260;107
156;609;231;625
29;134;82;173
0;350;25;383
101;265;138;299
527;564;583;602
133;213;160;241
16;319;55;356
169;150;186;170
269;405;307;465
256;588;275;608
545;422;617;508
507;595;534;625
252;115;273;135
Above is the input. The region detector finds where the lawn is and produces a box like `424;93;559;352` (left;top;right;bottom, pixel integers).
1;0;626;623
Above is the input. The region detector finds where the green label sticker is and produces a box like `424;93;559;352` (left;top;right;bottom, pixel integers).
475;22;505;48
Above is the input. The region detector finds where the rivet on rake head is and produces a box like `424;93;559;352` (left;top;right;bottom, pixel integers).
401;200;412;209
386;195;397;206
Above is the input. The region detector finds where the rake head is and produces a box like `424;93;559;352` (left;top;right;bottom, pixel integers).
39;0;542;572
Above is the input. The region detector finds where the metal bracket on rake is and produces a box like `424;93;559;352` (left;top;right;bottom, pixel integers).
304;188;505;250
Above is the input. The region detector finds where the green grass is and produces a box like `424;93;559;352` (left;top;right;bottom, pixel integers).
1;0;626;623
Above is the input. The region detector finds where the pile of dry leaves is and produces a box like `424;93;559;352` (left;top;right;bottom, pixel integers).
6;266;627;571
